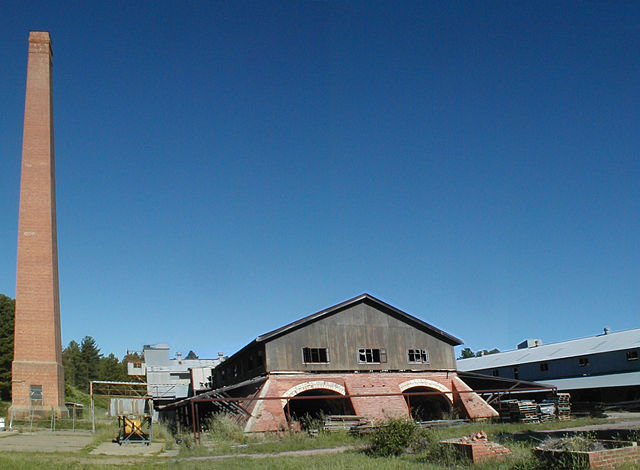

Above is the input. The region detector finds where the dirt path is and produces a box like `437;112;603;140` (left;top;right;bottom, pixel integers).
175;445;358;461
539;412;640;433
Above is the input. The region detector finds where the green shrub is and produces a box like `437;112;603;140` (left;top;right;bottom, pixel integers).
368;418;419;457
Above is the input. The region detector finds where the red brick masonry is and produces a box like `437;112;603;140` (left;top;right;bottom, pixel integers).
243;372;498;432
535;441;640;469
11;31;66;417
441;430;512;464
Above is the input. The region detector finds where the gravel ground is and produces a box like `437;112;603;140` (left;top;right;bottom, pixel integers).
0;431;93;453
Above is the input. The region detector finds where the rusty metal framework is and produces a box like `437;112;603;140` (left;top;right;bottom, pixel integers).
89;380;151;433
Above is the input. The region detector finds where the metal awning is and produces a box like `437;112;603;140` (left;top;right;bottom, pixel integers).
536;371;640;391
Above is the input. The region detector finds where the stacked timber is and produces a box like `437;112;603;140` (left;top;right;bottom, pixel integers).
555;393;571;420
537;403;556;422
494;395;571;423
511;400;539;423
323;415;370;432
496;400;540;423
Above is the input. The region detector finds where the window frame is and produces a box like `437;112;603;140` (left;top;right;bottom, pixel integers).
30;384;43;406
357;348;387;364
407;348;430;364
626;350;638;361
302;347;330;364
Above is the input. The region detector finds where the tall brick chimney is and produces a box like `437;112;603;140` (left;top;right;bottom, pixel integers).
10;31;67;418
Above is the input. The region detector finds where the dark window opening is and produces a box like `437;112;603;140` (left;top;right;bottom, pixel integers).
285;389;355;429
513;367;519;380
171;372;191;380
579;357;590;367
358;348;386;363
492;369;499;377
407;349;430;363
627;350;638;361
403;387;451;421
257;350;264;368
247;355;254;370
540;362;549;371
30;385;43;406
302;347;329;363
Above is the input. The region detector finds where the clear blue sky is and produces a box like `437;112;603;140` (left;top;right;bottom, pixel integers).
1;1;638;360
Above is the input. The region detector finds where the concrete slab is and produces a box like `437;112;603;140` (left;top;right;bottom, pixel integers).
0;431;93;452
90;442;164;456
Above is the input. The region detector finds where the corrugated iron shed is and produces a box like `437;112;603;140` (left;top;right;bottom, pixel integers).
536;370;640;391
457;328;640;370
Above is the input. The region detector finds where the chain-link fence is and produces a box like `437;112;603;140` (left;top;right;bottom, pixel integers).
7;403;112;432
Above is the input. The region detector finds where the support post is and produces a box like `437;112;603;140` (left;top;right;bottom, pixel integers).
190;401;196;443
286;399;291;425
195;402;200;443
90;381;95;433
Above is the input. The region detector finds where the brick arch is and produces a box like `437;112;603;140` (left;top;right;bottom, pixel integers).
280;380;346;408
398;378;453;403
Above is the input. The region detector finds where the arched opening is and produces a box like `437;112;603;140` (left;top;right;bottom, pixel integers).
285;389;355;427
403;386;452;421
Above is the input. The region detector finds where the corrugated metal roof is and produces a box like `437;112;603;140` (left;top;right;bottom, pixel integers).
457;328;640;371
536;371;640;391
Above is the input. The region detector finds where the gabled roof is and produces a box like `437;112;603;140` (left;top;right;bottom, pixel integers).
457;328;640;371
256;293;463;346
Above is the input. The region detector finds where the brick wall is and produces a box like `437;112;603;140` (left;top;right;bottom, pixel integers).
244;372;497;432
443;439;512;464
535;442;640;469
587;445;640;469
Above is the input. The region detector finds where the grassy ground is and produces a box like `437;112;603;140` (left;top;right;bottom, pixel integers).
0;415;637;469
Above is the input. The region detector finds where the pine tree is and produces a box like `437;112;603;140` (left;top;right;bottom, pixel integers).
458;347;475;359
99;353;126;381
79;336;101;392
62;340;82;388
185;350;198;360
0;295;15;400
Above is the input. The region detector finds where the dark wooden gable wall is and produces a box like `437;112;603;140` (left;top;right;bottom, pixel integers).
264;301;456;372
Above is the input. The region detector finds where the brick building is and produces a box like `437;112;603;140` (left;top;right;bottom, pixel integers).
165;294;497;432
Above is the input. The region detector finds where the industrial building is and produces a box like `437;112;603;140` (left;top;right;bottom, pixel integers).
164;293;498;432
128;344;225;404
457;328;640;409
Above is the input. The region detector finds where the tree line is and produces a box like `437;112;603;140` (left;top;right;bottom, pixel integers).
0;293;137;399
62;336;136;392
457;347;500;359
